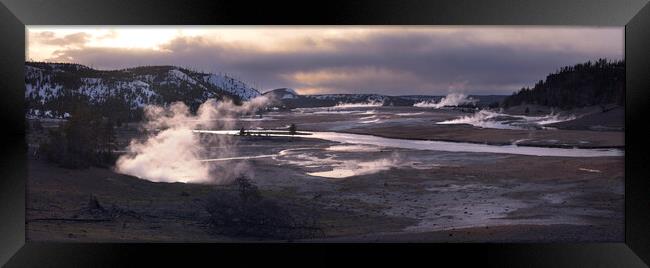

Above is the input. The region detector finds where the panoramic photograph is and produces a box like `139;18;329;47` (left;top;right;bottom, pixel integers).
25;26;624;242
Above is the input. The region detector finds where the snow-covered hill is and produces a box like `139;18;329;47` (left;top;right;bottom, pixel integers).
262;88;300;99
24;62;507;120
25;62;261;118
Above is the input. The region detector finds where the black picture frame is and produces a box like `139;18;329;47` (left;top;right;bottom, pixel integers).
1;0;649;266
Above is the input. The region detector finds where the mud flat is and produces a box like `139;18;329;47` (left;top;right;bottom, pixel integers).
197;132;624;242
27;106;624;242
27;133;623;242
239;106;624;149
342;124;624;149
312;224;622;242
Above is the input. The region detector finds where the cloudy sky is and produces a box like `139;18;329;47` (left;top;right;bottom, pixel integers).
27;26;623;95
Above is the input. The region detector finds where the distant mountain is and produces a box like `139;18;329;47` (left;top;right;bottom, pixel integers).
25;62;508;123
25;62;261;121
263;88;505;109
264;90;414;108
263;88;300;100
502;59;624;109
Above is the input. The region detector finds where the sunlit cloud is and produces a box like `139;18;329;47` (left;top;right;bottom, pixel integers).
26;26;623;95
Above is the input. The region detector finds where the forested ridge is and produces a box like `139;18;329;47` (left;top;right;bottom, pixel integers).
502;59;624;109
25;62;262;123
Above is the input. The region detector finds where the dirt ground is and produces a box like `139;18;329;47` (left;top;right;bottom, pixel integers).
26;106;625;242
26;157;414;242
237;106;624;148
27;137;624;242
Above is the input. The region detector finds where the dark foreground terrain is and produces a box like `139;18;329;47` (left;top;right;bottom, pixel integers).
26;106;624;242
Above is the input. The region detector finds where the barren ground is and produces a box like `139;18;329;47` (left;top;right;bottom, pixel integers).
27;106;624;242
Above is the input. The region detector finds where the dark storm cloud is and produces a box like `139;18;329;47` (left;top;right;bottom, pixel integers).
42;30;623;95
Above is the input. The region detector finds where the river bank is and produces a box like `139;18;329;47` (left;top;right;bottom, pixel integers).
27;105;624;242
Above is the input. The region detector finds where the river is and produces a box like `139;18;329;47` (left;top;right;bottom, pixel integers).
193;130;623;158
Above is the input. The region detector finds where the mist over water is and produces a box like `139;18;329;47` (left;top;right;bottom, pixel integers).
115;96;270;184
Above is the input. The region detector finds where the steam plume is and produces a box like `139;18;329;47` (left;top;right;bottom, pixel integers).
115;96;270;184
437;109;578;130
414;93;477;108
334;100;384;108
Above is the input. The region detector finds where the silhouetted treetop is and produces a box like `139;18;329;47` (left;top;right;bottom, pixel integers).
502;59;624;109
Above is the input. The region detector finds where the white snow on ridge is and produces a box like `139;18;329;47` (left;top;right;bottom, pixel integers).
262;88;299;99
284;88;298;95
168;69;198;85
282;93;296;99
204;73;261;100
25;64;263;111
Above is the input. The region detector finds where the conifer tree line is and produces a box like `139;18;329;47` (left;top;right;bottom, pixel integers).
502;59;624;109
25;62;253;123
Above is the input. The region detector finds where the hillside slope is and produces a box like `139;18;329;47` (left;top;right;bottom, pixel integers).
25;62;261;120
502;59;624;109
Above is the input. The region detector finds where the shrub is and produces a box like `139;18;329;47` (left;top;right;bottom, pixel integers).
39;104;117;169
30;120;44;132
288;124;297;135
205;177;321;240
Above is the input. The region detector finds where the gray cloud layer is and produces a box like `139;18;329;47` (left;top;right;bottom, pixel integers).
33;31;90;47
32;28;623;95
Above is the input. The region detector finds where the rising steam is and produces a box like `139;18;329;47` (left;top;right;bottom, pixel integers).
334;100;384;108
115;96;270;184
414;93;477;108
437;109;578;130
